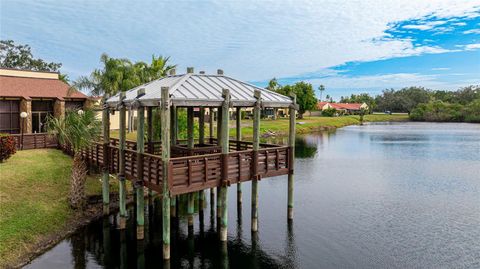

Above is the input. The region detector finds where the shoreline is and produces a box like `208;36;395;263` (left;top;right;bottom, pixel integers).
11;194;136;269
5;115;408;268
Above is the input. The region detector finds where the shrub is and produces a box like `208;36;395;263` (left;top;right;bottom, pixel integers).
464;99;480;123
410;101;464;122
321;108;337;117
0;134;16;162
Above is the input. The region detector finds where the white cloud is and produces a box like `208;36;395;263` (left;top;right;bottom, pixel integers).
463;29;480;34
1;0;480;82
432;67;451;70
402;20;447;30
463;43;480;50
452;22;467;26
299;73;440;89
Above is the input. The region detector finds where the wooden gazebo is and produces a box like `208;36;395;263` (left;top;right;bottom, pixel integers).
88;68;296;260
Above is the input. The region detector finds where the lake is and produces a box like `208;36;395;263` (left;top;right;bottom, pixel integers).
26;122;480;269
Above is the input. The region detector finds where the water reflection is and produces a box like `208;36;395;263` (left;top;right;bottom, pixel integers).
26;122;480;269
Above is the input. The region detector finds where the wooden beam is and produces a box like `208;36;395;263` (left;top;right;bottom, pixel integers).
220;89;230;242
236;107;242;206
252;90;261;232
147;107;153;153
170;106;177;216
136;105;145;240
199;107;205;144
288;94;296;220
171;106;177;146
187;107;194;149
118;92;127;229
209;107;214;139
161;87;171;260
102;94;110;215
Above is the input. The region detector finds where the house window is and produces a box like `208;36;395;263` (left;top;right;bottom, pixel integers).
32;100;53;133
0;100;20;134
66;101;84;111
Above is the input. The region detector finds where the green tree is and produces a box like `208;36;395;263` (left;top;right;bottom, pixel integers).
464;99;480;123
340;93;376;113
318;85;325;101
277;82;317;119
46;109;101;209
0;40;62;71
73;54;141;96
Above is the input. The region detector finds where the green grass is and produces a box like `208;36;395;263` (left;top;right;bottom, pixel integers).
112;114;408;140
0;149;106;267
237;113;408;137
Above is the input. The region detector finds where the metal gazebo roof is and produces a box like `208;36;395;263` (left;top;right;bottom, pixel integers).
106;72;293;108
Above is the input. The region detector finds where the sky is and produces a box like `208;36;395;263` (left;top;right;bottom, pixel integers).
1;0;480;100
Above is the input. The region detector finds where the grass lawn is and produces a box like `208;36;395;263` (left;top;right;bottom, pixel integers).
111;114;408;140
0;149;108;267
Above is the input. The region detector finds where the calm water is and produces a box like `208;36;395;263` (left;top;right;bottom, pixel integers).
26;122;480;269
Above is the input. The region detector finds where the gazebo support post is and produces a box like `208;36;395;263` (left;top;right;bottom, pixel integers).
288;94;296;220
216;107;223;222
102;94;110;215
136;104;145;240
170;106;177;218
187;107;195;231
220;89;231;241
199;107;205;212
209;108;215;216
236;107;242;206
160;87;171;260
252;90;261;232
118;92;127;229
147;107;154;198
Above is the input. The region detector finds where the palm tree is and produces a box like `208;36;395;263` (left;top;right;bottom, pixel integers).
318;85;325;101
47;109;100;209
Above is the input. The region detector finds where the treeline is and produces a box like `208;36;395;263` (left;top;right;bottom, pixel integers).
340;86;480;122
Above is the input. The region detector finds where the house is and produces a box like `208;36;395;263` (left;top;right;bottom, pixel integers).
317;101;368;114
0;68;89;134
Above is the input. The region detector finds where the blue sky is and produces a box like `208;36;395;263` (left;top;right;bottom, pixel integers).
1;0;479;100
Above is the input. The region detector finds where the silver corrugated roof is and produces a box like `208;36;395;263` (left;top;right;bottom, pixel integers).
106;73;293;108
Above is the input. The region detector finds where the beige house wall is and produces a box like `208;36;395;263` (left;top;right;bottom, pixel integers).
0;69;59;79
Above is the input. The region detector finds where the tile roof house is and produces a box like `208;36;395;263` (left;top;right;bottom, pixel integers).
0;68;89;134
317;101;368;114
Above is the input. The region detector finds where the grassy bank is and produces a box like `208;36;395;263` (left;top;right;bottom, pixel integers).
112;114;408;140
0;149;106;268
235;114;408;137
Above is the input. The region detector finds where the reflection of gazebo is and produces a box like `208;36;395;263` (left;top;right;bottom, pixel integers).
90;68;296;260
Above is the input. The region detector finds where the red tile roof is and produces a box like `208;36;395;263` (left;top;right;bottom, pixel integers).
0;75;88;100
317;101;363;110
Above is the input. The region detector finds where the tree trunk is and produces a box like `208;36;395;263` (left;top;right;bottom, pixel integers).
70;152;87;209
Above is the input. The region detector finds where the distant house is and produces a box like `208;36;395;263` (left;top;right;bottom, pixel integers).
0;68;89;134
317;101;368;114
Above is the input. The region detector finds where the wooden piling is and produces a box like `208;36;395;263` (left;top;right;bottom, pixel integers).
199;107;205;144
160;87;171;260
170;106;177;216
136;104;145;240
236;107;242;205
147;107;155;198
220;89;230;241
118;92;127;229
209;107;214;139
198;107;206;214
102;94;110;215
288;94;296;220
251;90;261;232
187;107;195;230
216;107;222;221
